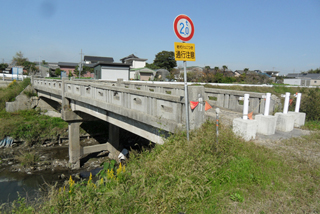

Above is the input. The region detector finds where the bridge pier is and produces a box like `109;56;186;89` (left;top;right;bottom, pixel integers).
68;121;81;169
106;123;120;160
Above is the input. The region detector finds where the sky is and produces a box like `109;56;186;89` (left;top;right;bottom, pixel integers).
1;0;319;75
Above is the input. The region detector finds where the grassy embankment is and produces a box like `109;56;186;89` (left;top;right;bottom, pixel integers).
0;79;68;145
3;81;320;213
9;122;320;213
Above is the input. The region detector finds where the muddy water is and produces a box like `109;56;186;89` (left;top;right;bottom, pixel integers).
0;147;71;204
0;169;68;204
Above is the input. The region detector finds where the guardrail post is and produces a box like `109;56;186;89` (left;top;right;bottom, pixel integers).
283;92;290;114
264;93;271;116
242;94;250;120
295;93;301;113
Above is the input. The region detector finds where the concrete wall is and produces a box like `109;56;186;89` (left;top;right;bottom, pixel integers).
132;61;146;69
310;79;320;86
284;79;301;86
5;85;38;112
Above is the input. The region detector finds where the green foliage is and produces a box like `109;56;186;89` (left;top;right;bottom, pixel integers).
16;151;40;167
96;160;117;178
22;61;38;75
302;120;320;130
10;196;35;213
307;67;320;73
15;121;320;213
0;78;30;110
300;88;320;121
74;65;94;77
0;63;8;71
145;62;160;70
23;89;37;98
54;68;62;76
153;51;177;71
12;51;27;66
230;193;244;202
0;109;68;145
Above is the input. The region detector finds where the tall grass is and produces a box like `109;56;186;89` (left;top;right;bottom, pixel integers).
0;109;68;145
14;122;319;213
0;78;31;110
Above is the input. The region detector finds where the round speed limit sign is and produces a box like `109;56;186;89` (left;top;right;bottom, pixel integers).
173;14;194;42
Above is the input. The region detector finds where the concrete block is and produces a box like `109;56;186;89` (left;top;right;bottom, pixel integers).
255;114;277;135
233;118;258;141
288;112;306;128
275;112;294;132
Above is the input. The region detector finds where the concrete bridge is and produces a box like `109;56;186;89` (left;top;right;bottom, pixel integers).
32;77;278;169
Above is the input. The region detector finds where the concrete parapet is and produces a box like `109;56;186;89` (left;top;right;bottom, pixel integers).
187;86;205;130
275;112;294;132
255;114;277;135
288;111;306;128
233;118;258;141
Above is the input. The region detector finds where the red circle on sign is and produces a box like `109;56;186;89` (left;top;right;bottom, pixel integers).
173;14;194;42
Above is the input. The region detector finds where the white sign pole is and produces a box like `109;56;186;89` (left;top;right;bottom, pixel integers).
183;60;190;141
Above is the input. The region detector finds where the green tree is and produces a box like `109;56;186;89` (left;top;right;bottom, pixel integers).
55;68;62;76
307;68;320;73
42;60;48;65
12;51;28;66
222;65;228;71
244;68;249;73
22;61;38;75
74;65;93;77
0;63;8;71
145;63;160;70
153;51;177;71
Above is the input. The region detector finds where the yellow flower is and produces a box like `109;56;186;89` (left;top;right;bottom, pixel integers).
87;173;92;186
100;178;104;185
69;176;75;187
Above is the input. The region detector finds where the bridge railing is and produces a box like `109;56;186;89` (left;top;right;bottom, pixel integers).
204;88;276;114
33;78;187;132
33;78;276;119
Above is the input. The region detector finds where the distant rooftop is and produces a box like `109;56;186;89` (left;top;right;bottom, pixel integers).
84;56;114;63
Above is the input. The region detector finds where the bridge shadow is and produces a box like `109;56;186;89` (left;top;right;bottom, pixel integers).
79;120;156;166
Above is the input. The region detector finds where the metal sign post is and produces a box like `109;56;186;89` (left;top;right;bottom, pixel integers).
183;60;190;140
173;14;195;141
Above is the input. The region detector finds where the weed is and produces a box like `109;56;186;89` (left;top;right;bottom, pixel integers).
230;193;244;202
302;120;320;130
16;151;40;167
0;78;31;110
8;122;320;213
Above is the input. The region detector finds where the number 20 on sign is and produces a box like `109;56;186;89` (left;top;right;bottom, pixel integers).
173;14;194;42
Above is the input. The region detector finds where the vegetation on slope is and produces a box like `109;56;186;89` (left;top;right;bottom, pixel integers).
0;78;31;110
9;122;320;213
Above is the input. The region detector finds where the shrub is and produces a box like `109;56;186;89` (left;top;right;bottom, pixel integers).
300;88;320;121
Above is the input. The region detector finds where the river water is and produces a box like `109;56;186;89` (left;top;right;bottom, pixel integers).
0;147;71;205
0;169;68;204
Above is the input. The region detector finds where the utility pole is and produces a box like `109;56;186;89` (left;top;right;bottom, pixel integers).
79;49;83;79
